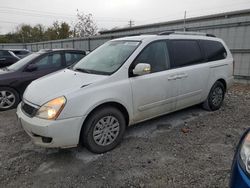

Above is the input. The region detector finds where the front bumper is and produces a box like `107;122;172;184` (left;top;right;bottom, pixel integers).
16;103;86;148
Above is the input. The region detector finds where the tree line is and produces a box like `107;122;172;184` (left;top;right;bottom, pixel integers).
0;12;98;43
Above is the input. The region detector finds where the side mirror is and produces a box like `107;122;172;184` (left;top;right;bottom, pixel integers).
133;63;151;76
26;64;37;72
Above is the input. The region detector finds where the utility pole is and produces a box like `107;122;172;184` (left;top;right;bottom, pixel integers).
183;11;187;32
128;20;134;28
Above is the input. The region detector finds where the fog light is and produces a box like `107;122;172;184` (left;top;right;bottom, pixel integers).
42;136;52;143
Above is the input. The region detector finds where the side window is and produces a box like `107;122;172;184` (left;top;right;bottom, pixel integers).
133;41;170;73
170;40;203;68
200;40;227;61
34;53;62;70
2;51;11;57
65;52;84;66
12;51;21;56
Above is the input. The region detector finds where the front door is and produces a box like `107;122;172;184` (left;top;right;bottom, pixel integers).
18;52;63;95
129;41;178;123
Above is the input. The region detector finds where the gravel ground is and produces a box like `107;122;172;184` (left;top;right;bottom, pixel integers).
0;83;250;188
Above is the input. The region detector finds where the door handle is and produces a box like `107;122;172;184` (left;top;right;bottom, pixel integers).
177;73;188;79
168;75;177;80
0;58;6;61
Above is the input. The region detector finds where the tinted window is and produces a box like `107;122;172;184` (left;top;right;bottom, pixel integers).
12;50;29;55
34;53;62;70
200;40;227;61
65;52;84;66
0;51;11;57
8;53;40;71
134;41;170;73
170;40;203;68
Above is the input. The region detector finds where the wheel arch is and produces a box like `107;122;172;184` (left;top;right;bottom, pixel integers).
79;101;130;144
0;85;21;98
86;101;130;126
217;78;227;91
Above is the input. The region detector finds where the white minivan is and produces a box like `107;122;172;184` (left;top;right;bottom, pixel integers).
17;32;234;153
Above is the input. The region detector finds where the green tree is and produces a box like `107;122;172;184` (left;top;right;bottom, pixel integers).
59;22;71;39
31;24;45;42
45;21;71;40
18;24;33;43
0;11;97;43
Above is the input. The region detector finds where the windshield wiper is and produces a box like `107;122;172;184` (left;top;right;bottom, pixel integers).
74;68;92;74
73;67;110;75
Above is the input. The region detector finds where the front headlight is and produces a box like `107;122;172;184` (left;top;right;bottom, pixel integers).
240;132;250;173
36;96;66;120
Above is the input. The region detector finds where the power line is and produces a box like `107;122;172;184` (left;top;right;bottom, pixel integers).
0;20;19;24
137;0;250;24
0;6;133;22
0;6;76;17
1;1;250;31
0;10;131;23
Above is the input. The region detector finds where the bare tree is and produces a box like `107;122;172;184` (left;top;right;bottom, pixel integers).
73;10;98;37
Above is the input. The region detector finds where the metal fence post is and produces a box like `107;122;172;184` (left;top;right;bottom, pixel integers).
88;38;91;51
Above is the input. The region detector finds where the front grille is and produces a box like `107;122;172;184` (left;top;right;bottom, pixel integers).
21;102;38;117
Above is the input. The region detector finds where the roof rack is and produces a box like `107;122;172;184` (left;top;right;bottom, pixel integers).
38;49;53;53
158;31;216;37
158;31;174;35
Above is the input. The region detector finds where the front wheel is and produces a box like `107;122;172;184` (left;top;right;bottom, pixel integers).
202;81;225;111
0;87;20;111
81;106;126;153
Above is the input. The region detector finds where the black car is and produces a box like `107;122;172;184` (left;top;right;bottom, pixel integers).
0;49;85;110
0;50;20;68
9;49;31;59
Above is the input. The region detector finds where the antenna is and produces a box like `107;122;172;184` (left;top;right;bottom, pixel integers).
183;11;186;32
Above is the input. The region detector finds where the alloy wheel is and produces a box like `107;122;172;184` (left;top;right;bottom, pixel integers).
211;87;223;107
0;90;16;109
93;116;120;146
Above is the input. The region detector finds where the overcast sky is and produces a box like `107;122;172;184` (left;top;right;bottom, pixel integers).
1;0;250;34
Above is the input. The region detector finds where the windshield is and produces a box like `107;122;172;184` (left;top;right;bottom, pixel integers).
72;40;140;75
8;53;40;71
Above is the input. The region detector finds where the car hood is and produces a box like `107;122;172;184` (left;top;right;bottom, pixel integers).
23;69;108;106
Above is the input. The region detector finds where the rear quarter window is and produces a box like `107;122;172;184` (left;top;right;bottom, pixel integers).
169;40;203;68
199;40;227;62
0;51;11;57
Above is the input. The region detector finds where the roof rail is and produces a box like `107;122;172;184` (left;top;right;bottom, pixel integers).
206;34;216;37
158;31;216;37
158;31;174;35
38;49;53;53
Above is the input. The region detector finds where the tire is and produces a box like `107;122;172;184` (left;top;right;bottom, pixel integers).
0;87;20;111
81;106;126;154
202;81;225;111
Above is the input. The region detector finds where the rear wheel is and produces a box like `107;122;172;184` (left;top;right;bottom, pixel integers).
202;81;225;111
0;87;20;111
81;106;126;153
